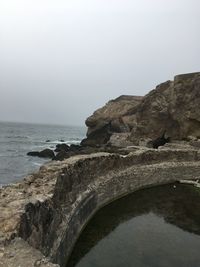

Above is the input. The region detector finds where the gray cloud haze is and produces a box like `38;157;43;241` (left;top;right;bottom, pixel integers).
0;0;199;125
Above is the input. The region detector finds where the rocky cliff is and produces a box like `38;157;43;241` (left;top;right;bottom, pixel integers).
83;72;200;146
1;71;200;267
81;95;143;146
131;72;200;142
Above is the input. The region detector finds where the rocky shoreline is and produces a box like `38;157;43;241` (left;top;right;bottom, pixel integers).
1;143;200;267
27;72;200;161
1;72;200;267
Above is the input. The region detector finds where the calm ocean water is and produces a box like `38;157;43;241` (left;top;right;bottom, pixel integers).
0;121;86;186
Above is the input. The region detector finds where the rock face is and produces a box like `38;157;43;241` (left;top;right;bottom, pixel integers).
81;95;143;146
83;72;200;146
131;72;200;143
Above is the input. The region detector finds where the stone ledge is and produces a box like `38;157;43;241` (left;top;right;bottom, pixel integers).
1;147;200;266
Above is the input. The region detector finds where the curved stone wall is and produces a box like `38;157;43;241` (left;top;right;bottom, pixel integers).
1;147;200;267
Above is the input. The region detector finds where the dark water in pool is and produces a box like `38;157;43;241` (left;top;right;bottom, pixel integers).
67;184;200;267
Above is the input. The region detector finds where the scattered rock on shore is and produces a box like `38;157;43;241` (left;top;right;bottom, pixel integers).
27;149;55;159
27;151;40;157
39;149;55;158
53;151;74;161
54;144;70;152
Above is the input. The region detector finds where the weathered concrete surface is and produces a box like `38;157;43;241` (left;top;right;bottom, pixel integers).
1;144;200;267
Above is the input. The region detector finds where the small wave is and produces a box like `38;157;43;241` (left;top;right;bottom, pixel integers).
7;149;18;152
48;140;67;144
47;140;81;144
5;135;29;139
32;162;43;167
67;140;81;144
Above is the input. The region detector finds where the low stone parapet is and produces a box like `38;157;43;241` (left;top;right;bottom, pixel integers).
1;147;200;267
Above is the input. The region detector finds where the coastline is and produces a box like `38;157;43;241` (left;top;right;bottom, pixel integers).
1;144;200;267
1;72;200;266
0;122;86;186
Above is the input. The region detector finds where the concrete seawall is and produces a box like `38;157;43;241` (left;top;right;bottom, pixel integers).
1;146;200;266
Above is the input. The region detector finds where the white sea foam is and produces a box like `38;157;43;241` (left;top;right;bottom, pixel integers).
0;121;85;184
33;162;43;167
47;140;81;144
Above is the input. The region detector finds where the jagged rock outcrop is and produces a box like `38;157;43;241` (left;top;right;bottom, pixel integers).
81;95;143;146
130;72;200;142
83;72;200;146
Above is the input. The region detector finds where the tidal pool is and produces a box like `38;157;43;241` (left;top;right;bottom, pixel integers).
67;184;200;267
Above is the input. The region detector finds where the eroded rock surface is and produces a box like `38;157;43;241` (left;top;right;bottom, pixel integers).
0;238;59;267
131;72;200;142
81;95;143;146
83;72;200;146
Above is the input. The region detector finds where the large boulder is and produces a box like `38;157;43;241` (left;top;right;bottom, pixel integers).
82;95;143;146
83;72;200;146
27;149;55;159
54;144;70;152
130;72;200;143
27;151;40;157
53;151;73;161
39;149;55;158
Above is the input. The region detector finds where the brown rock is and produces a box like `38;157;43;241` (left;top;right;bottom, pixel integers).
54;144;70;153
83;95;143;146
130;72;200;143
27;149;55;159
83;72;200;146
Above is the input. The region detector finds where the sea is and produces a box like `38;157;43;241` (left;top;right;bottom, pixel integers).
0;121;86;186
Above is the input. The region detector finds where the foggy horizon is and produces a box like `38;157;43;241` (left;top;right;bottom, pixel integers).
0;0;199;126
0;118;86;127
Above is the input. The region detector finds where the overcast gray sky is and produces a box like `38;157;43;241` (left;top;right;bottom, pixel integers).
0;0;199;126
